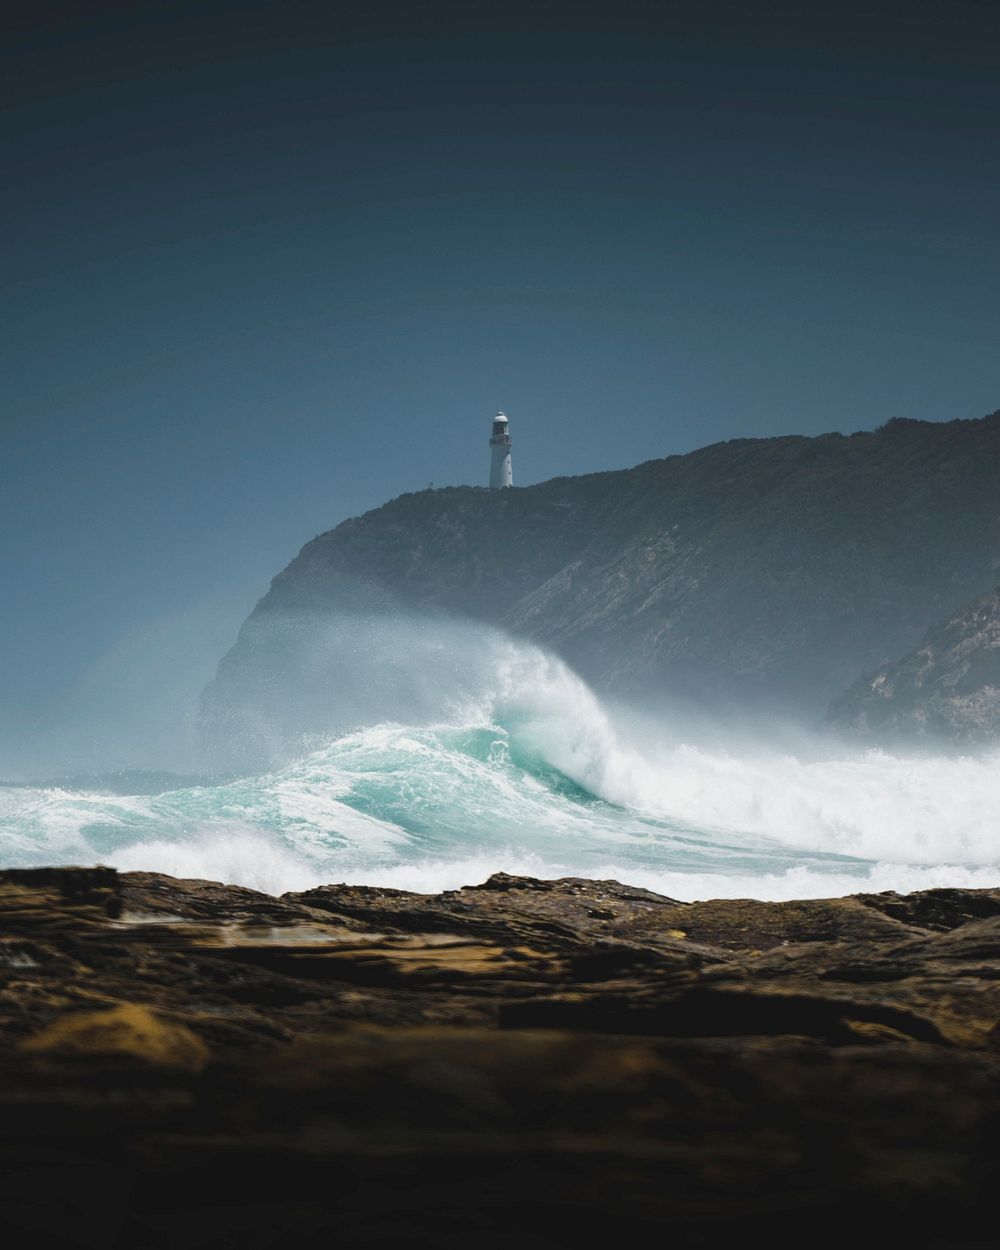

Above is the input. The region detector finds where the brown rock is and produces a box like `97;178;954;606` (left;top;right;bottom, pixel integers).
19;1003;210;1072
1;865;999;1248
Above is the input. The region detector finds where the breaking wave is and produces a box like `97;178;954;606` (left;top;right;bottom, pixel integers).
2;629;998;900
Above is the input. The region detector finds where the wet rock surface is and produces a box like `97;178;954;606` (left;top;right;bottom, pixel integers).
1;866;999;1247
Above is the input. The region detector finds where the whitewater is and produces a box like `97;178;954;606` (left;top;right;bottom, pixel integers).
2;627;998;901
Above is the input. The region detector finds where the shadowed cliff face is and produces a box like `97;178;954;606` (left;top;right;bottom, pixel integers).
2;866;1000;1248
827;585;1000;745
202;412;1000;756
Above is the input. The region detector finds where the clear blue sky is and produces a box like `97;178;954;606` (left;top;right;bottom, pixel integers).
3;0;999;774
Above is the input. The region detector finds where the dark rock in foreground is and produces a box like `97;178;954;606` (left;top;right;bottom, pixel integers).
2;866;1000;1247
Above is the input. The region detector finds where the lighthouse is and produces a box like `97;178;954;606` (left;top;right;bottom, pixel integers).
489;410;513;489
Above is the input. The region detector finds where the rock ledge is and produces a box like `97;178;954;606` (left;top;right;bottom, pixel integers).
2;866;999;1247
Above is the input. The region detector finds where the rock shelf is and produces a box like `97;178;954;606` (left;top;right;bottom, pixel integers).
2;866;999;1247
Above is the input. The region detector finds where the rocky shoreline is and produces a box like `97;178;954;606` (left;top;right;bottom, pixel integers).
2;866;999;1246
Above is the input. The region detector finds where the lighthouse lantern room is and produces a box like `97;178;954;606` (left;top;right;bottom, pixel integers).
489;410;513;489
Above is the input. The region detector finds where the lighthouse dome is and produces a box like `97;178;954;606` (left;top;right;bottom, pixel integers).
493;410;508;422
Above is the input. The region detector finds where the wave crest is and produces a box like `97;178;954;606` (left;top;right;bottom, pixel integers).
3;623;998;898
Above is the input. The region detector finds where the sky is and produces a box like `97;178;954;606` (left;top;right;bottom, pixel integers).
2;0;999;775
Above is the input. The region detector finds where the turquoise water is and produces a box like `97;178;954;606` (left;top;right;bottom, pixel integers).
2;630;998;900
3;714;999;901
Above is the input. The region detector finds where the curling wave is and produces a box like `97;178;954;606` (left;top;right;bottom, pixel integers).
2;629;998;899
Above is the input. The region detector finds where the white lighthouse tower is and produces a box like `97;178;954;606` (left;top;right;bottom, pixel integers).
489;410;513;489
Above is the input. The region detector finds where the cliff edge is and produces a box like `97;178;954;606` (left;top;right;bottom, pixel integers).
203;411;1000;755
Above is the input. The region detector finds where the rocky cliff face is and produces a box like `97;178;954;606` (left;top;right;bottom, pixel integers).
827;585;1000;745
203;411;1000;753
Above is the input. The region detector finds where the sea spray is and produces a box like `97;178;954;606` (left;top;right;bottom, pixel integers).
2;621;998;899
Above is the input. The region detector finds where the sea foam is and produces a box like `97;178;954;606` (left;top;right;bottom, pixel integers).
2;625;998;899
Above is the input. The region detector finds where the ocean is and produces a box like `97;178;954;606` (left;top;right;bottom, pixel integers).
2;629;998;901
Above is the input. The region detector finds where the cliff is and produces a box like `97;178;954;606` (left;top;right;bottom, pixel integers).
827;584;1000;745
2;866;999;1247
203;410;1000;753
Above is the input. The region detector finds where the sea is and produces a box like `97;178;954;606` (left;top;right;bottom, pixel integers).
2;627;998;902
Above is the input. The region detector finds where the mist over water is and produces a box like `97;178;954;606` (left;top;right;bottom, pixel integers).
1;613;997;901
0;591;257;782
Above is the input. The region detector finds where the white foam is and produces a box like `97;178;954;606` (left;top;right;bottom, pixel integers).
457;635;1000;870
570;737;1000;867
99;848;993;903
105;829;329;895
3;624;1000;900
